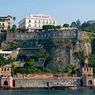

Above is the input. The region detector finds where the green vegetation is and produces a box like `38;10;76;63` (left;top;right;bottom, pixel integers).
14;59;38;74
70;19;95;32
0;55;14;66
12;25;17;32
14;59;56;74
3;40;36;51
38;48;49;72
42;25;56;30
88;54;95;77
63;23;69;27
42;25;62;30
88;54;95;67
63;64;76;73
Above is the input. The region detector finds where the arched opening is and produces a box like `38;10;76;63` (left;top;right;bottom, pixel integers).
4;81;8;86
88;80;92;85
80;79;83;86
13;80;15;87
47;82;49;87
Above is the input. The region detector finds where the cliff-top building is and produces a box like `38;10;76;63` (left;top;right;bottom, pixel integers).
0;15;12;31
19;14;56;31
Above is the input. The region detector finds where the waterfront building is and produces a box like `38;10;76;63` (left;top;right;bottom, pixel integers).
19;14;56;31
0;15;12;31
81;67;94;87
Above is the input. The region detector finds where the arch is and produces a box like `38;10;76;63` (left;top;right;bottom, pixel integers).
47;82;49;87
88;80;92;85
4;81;8;86
80;79;83;86
13;80;15;87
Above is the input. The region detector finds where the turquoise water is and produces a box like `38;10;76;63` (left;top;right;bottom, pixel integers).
0;89;95;95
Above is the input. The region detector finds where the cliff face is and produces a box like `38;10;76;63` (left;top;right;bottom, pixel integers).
47;36;92;71
47;47;70;71
73;40;92;66
2;31;92;72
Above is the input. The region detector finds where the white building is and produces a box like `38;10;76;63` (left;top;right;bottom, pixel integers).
0;50;12;59
19;14;56;31
0;49;18;59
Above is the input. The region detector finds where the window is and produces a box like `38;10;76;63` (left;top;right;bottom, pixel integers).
28;24;31;27
35;24;37;27
8;18;10;21
4;68;6;71
46;21;48;24
29;20;31;23
87;68;88;71
35;20;37;23
43;20;45;24
7;68;9;71
50;21;52;24
39;24;41;28
53;21;55;24
39;20;41;23
2;23;4;26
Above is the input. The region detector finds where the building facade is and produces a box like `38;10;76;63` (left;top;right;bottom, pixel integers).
0;65;11;77
81;67;94;87
19;14;56;31
0;15;12;31
0;49;18;59
0;50;12;59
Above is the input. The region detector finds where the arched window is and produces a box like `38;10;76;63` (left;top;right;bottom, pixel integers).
7;68;9;71
1;68;3;71
4;81;8;86
4;68;6;71
88;80;92;85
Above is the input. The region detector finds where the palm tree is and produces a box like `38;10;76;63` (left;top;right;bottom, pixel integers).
24;59;36;70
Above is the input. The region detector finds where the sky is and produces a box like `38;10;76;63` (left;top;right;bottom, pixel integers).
0;0;95;25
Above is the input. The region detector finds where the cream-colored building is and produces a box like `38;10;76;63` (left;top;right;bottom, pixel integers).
0;15;12;31
19;14;56;31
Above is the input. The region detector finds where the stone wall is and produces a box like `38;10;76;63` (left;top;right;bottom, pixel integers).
13;77;81;88
6;29;78;42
